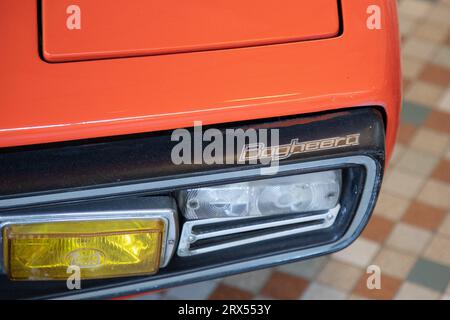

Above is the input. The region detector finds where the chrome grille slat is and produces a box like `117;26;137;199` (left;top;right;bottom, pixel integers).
178;205;340;256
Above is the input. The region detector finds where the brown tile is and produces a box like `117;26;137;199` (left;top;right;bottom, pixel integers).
432;158;450;183
209;284;253;300
353;273;402;300
419;63;450;86
402;201;446;231
425;110;450;134
447;32;450;46
397;123;417;144
361;216;394;243
261;272;309;299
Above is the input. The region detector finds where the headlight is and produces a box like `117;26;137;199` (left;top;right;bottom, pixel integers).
177;170;341;220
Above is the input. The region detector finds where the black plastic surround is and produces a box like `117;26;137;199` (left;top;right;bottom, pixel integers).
0;107;385;299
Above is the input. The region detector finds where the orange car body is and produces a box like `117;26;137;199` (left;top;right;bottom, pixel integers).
0;0;401;299
0;0;401;161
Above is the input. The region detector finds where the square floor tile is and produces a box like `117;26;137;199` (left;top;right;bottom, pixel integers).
424;235;450;267
382;169;426;199
434;46;450;69
399;0;433;19
372;247;417;279
261;272;309;299
395;149;439;177
348;294;369;300
316;260;364;292
402;201;446;231
401;101;432;125
418;179;450;210
405;81;445;108
439;215;450;237
414;22;449;44
397;123;418;145
276;257;328;280
407;258;450;292
353;273;402;300
209;283;253;300
301;283;347;300
373;192;410;221
402;38;438;61
395;282;441;300
361;216;394;243
425;110;450;134
386;223;432;255
425;4;450;27
390;143;407;165
419;63;450;86
437;88;450;112
222;269;272;294
402;56;426;79
410;128;450;156
332;238;380;268
432;159;450;183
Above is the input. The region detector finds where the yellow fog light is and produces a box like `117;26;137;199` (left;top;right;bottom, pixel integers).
3;219;165;280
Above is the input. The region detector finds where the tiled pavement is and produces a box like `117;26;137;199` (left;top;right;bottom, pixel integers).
141;0;450;300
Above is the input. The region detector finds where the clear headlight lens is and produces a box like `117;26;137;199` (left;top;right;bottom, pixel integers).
177;170;341;220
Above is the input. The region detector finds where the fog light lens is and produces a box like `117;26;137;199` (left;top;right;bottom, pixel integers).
3;219;165;280
178;170;341;219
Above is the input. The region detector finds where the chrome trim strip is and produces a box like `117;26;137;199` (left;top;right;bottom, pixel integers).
1;156;369;210
0;208;178;273
178;205;340;256
50;155;378;300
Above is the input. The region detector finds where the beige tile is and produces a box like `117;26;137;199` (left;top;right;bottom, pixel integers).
418;180;450;210
222;269;272;294
446;144;450;160
439;214;450;237
424;235;450;267
434;46;450;69
372;248;417;279
410;128;450;156
438;89;450;113
382;169;426;199
386;223;432;255
399;0;433;19
348;294;369;300
332;238;380;268
390;143;407;165
316;260;364;292
405;80;445;108
414;21;449;43
425;5;450;27
402;38;438;61
395;149;439;177
301;283;347;300
401;55;425;80
373;192;410;221
395;282;441;300
398;14;418;38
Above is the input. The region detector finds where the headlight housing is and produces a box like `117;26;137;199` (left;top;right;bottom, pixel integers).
178;170;342;220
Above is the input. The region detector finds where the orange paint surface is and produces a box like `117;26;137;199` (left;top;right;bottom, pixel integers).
0;0;401;161
42;0;340;62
